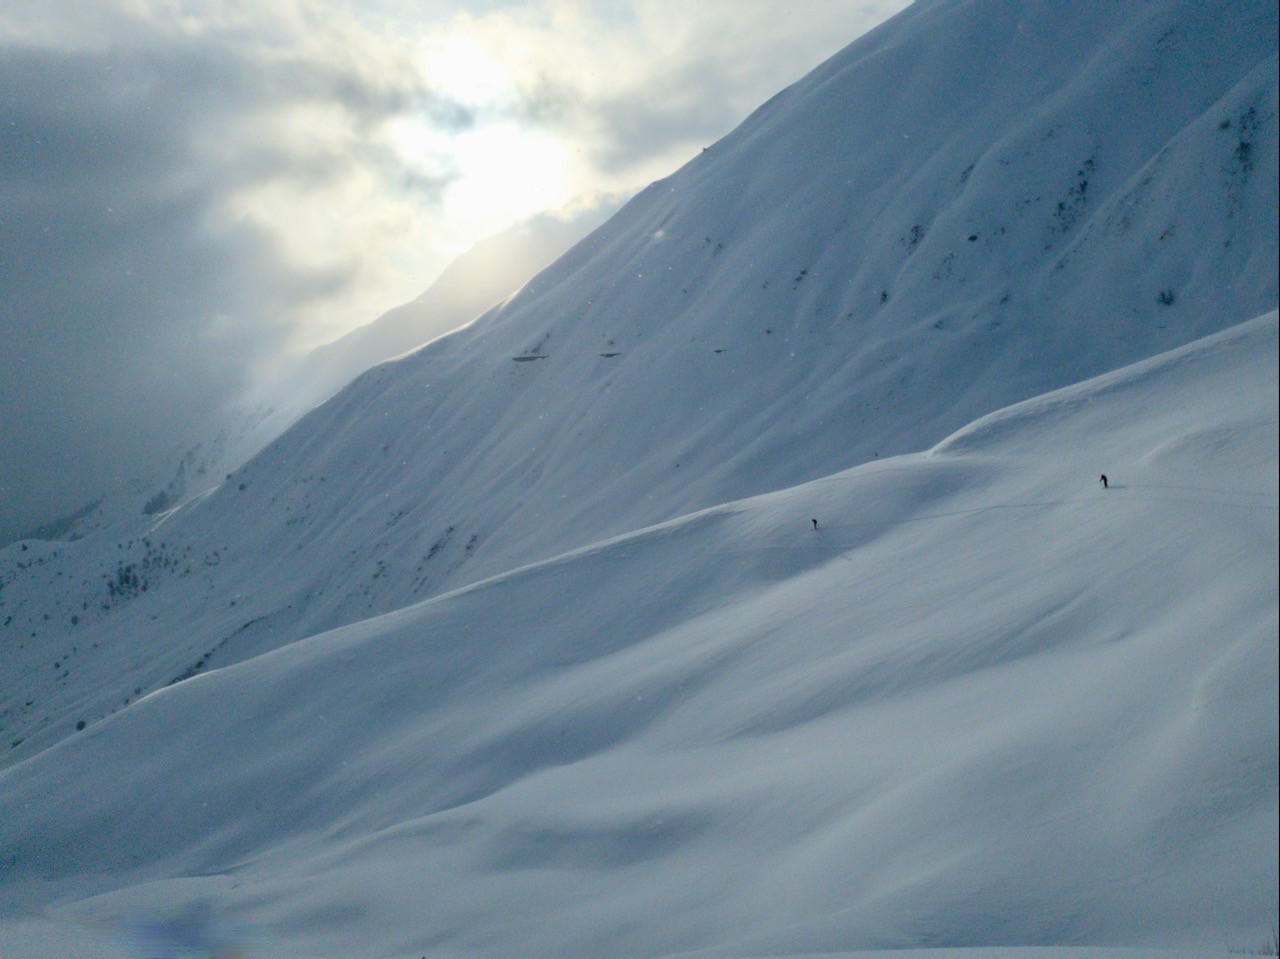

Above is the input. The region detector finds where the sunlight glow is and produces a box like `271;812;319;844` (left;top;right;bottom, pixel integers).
444;123;572;234
426;34;514;107
379;33;576;246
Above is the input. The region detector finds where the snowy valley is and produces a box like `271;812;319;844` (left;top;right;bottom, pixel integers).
1;0;1276;956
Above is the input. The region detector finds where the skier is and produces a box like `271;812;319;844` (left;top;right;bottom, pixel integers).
812;518;819;530
1099;474;1108;489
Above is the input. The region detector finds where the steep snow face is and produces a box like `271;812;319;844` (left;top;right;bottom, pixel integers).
205;0;1279;576
1;314;1274;958
1;0;1276;787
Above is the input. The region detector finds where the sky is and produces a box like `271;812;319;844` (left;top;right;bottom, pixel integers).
0;0;910;542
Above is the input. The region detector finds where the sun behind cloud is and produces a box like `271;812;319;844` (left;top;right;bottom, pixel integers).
444;122;573;235
425;33;514;107
387;31;577;242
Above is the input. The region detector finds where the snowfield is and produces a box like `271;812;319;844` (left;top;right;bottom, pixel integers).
1;0;1276;956
1;314;1274;957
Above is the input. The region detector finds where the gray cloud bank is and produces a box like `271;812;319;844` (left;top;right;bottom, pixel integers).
1;10;452;540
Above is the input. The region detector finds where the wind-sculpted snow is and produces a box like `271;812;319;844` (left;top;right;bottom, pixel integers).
0;0;1277;954
1;314;1275;956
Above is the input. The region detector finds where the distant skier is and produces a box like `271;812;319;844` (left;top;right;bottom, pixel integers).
1099;474;1108;489
812;518;819;530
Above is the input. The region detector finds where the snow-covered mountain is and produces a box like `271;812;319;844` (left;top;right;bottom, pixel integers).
1;0;1276;956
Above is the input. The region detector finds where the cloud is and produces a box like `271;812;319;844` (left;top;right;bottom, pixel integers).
0;3;465;538
444;0;911;181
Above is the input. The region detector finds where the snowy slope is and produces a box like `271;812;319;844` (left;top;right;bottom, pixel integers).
1;312;1274;957
2;0;1274;770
